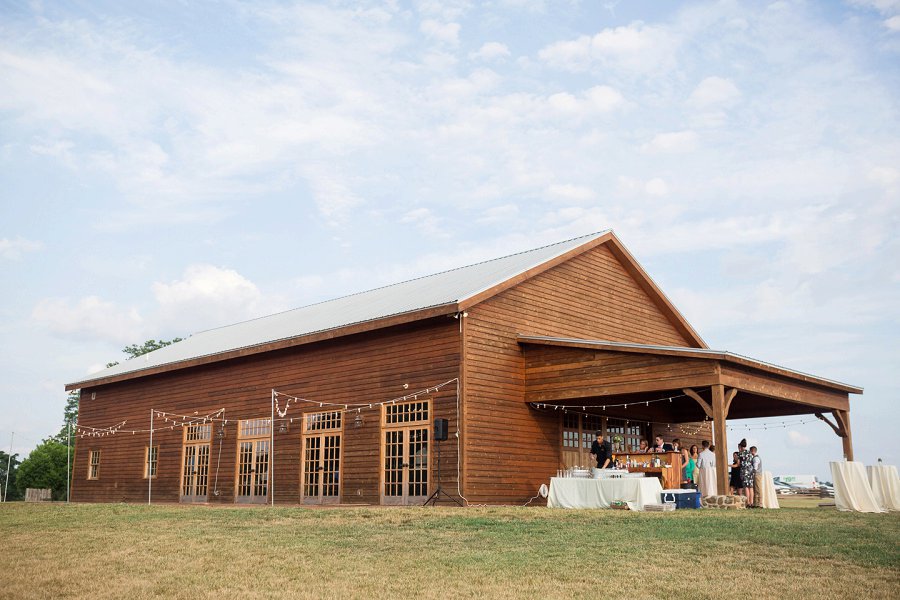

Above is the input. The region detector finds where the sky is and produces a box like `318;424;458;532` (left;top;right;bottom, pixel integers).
1;0;898;482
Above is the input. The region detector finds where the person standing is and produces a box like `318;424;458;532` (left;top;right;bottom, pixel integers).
738;439;754;507
750;446;763;507
729;451;741;495
697;440;717;496
689;444;700;487
590;431;612;470
681;447;696;488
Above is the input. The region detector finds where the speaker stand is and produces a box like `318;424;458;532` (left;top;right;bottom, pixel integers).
423;438;462;506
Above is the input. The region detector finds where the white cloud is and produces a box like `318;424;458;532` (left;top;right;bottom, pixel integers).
644;178;669;196
868;166;899;187
643;130;699;153
400;207;444;235
547;184;595;202
786;430;813;447
420;20;460;46
537;22;678;73
846;0;900;16
152;264;276;332
470;42;510;61
31;296;144;344
477;203;519;224
886;15;900;29
585;85;626;111
687;76;741;108
0;237;42;260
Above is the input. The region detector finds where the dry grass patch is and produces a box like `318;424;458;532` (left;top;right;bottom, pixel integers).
1;502;897;599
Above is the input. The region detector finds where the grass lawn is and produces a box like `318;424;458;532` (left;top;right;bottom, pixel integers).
2;501;898;600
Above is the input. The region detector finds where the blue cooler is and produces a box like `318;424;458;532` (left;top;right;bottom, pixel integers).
661;489;700;509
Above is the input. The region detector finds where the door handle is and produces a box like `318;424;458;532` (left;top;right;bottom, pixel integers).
401;463;409;468
317;465;324;471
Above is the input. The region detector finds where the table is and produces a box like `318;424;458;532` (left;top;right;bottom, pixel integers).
830;461;884;513
755;471;779;509
547;476;663;511
867;464;900;511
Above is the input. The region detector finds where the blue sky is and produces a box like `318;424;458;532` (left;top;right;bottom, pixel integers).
1;0;898;481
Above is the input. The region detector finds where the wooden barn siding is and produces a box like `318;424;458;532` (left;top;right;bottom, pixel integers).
463;244;697;503
523;347;718;402
72;318;461;504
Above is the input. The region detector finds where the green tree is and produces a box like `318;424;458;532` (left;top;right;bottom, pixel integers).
0;450;22;501
16;441;69;500
106;338;184;368
51;390;80;444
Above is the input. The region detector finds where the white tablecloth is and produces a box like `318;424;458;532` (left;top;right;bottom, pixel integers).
547;477;663;511
697;466;717;497
755;471;779;509
867;464;900;511
831;461;884;513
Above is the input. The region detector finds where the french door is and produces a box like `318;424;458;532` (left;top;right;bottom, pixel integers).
382;425;429;506
302;433;342;504
181;424;212;503
301;410;342;504
236;419;270;504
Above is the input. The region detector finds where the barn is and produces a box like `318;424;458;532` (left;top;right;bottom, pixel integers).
65;231;862;505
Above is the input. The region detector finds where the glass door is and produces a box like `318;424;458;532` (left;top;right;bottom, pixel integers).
181;424;211;503
236;419;271;504
381;400;430;506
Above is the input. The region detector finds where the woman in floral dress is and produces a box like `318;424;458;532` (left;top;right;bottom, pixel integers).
738;439;754;507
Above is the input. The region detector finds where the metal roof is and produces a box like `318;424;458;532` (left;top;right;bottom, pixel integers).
70;231;610;387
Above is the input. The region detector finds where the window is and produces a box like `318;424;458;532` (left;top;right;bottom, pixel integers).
144;446;158;478
607;420;625;453
605;419;646;453
239;418;271;438
626;422;644;452
305;410;342;432
185;423;212;442
562;413;579;448
581;415;603;449
384;400;429;425
88;450;100;480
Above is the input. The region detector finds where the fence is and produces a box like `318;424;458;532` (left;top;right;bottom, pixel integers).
25;488;52;502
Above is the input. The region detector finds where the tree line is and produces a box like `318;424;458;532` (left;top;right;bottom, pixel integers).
2;338;181;501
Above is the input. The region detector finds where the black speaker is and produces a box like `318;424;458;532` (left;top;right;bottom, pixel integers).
434;418;449;441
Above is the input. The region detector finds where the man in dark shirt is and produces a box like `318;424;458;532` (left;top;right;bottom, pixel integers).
651;435;674;453
590;431;613;469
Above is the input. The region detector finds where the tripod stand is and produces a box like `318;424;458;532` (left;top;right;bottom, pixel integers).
423;436;462;506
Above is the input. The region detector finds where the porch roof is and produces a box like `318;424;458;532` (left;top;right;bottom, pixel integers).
518;335;862;423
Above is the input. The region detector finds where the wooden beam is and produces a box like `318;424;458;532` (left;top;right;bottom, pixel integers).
719;369;850;412
815;412;844;437
834;410;854;461
524;374;721;402
682;388;713;419
724;387;738;415
711;384;729;495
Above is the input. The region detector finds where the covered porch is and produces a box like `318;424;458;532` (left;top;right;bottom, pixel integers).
520;336;863;493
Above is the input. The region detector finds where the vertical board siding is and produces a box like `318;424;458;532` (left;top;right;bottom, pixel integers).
464;244;698;503
72;318;460;504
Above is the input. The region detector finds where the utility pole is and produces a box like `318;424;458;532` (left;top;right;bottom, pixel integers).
4;432;13;502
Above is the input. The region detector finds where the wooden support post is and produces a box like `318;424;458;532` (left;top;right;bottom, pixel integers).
815;410;854;461
711;384;729;494
835;410;853;461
